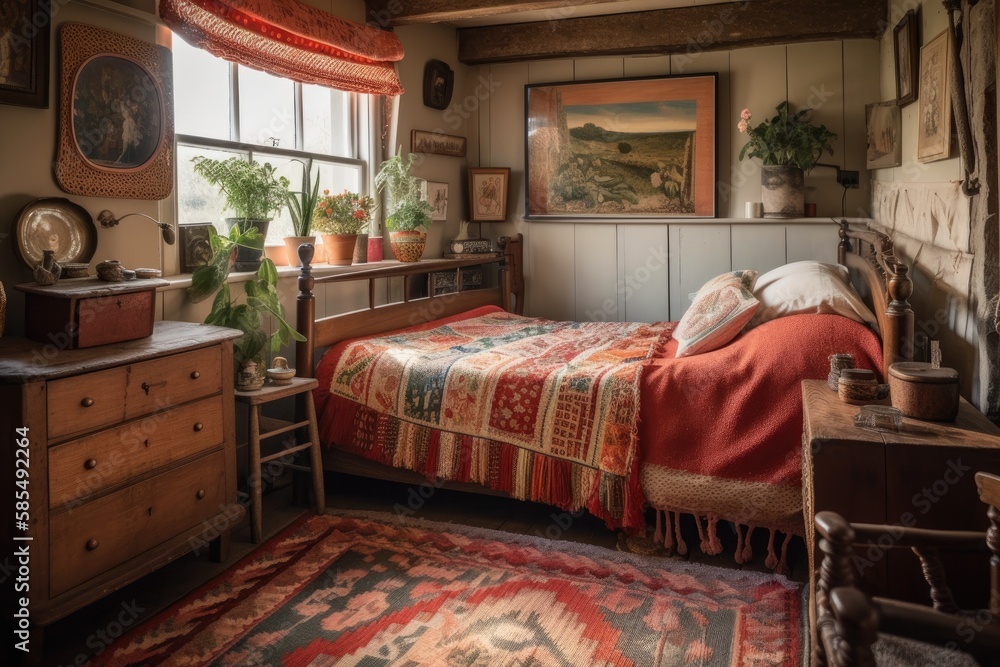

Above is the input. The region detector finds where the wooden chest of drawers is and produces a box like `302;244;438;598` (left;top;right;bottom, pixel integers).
0;321;243;628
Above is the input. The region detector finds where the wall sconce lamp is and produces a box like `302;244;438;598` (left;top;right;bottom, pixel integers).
97;210;176;245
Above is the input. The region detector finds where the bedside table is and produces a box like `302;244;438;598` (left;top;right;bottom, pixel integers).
801;379;1000;649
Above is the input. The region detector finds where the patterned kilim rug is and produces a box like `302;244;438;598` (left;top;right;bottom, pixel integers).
90;512;805;666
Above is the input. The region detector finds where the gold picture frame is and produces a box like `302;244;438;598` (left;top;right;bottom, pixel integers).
56;23;174;200
916;29;952;163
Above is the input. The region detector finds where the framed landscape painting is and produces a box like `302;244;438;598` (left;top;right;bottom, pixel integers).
525;74;717;219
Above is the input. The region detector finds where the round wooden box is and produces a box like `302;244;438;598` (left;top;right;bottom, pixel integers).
888;362;959;421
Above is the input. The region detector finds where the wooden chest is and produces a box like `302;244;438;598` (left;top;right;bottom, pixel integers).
15;278;168;349
0;321;243;628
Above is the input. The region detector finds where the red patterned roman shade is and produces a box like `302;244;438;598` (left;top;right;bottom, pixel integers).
159;0;404;95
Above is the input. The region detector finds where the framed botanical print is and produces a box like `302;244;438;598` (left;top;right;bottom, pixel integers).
469;168;510;222
916;30;952;163
525;74;717;219
0;0;50;108
55;23;174;200
893;9;919;107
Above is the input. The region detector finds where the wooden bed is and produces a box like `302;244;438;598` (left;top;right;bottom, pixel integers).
293;221;914;555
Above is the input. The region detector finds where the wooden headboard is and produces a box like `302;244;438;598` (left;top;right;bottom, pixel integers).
837;220;915;378
294;234;524;378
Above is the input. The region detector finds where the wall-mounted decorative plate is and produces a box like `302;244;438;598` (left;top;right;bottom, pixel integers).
12;197;98;269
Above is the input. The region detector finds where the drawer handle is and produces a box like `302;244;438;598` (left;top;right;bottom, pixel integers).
86;538;99;551
190;371;201;380
196;489;206;500
81;397;95;408
193;422;204;432
84;459;97;470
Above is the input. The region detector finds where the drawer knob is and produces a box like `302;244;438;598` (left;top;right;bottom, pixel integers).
84;459;97;470
196;489;206;500
190;371;201;380
193;422;204;432
86;538;99;551
81;397;95;408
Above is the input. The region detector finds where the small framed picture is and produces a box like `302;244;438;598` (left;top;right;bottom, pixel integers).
422;59;454;110
179;223;214;273
422;181;449;221
917;29;952;163
468;168;510;222
411;129;466;157
866;101;902;169
893;9;920;107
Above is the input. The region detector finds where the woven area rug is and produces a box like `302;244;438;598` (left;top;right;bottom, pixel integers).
91;512;805;666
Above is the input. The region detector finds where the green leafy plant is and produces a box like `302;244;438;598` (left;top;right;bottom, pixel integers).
285;166;321;236
374;149;432;232
188;225;304;368
191;156;290;220
737;102;837;171
552;157;638;208
311;190;376;235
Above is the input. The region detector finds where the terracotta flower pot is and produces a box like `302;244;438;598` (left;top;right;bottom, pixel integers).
389;230;427;263
322;233;358;266
282;236;316;267
760;165;805;218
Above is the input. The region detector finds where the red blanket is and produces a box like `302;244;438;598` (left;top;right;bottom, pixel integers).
315;307;882;541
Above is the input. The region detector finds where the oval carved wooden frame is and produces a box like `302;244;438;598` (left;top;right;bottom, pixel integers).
56;23;174;200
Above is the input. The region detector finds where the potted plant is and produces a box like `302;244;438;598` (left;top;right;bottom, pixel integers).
311;190;376;265
375;149;433;262
188;225;304;390
283;165;321;267
191;156;290;271
737;102;837;218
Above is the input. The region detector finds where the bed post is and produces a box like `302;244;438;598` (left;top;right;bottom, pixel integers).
498;234;525;315
296;244;317;379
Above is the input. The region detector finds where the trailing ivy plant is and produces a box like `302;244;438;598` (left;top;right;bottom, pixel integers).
188;225;304;368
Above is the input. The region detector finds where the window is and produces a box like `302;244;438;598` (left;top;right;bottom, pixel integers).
172;36;368;246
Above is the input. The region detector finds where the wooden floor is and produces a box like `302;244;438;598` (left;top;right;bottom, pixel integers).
38;472;808;666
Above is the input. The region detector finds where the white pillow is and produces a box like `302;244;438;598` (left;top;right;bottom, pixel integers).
748;260;878;329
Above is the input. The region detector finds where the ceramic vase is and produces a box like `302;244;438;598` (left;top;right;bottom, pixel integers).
353;233;369;264
33;250;61;285
760;165;805;218
322;234;357;266
389;230;427;263
236;357;266;391
225;218;269;272
282;236;316;267
367;236;384;262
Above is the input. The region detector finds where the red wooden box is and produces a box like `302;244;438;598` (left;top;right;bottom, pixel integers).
16;278;168;349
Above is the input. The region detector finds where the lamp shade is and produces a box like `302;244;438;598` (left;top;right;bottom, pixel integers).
159;0;404;96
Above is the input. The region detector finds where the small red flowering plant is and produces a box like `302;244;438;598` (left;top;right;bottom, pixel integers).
311;190;376;235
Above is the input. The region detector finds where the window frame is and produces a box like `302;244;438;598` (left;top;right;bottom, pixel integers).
169;51;371;275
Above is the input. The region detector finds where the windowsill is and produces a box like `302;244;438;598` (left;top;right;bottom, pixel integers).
155;259;435;291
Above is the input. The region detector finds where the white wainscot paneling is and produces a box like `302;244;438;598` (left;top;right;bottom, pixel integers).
528;223;576;321
786;224;840;264
668;224;732;320
617;225;669;323
575;224;619;321
732;224;785;274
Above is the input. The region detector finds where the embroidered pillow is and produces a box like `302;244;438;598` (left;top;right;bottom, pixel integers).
748;261;878;329
674;270;759;358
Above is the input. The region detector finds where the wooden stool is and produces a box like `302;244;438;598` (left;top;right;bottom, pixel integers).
235;377;325;543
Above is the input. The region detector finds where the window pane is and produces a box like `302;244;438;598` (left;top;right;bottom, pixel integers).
303;84;350;156
251;154;302;242
238;67;295;149
315;161;363;196
176;144;244;233
172;37;231;140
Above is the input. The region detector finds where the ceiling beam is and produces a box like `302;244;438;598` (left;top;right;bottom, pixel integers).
364;0;633;27
456;0;887;64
